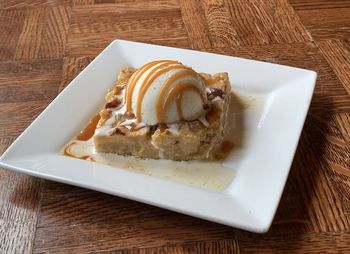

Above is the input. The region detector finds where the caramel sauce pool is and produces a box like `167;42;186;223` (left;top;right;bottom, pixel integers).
64;142;93;161
62;92;264;191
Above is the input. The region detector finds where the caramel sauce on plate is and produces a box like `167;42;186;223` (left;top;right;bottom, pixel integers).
76;114;101;141
61;91;265;190
63;142;76;156
64;142;93;161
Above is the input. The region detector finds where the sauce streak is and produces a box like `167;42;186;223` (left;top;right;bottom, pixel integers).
156;69;198;123
62;92;265;191
125;60;177;113
136;63;188;122
126;61;157;112
76;114;101;141
125;60;206;124
163;83;204;122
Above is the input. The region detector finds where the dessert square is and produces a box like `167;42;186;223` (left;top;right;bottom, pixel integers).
93;61;231;161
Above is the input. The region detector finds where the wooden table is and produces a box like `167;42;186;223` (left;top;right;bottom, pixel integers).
0;0;349;253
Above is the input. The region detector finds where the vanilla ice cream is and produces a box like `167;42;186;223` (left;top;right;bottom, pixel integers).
125;60;208;125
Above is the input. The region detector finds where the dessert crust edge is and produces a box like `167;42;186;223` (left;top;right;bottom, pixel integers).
94;66;231;161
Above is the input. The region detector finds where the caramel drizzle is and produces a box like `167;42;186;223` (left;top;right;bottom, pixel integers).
176;86;204;120
126;60;205;124
203;77;222;86
125;60;177;113
176;94;184;120
136;63;190;122
161;83;204;122
156;69;199;123
76;114;101;141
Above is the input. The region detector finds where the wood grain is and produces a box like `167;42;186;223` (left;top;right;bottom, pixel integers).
291;115;349;232
235;231;350;253
0;0;350;253
0;100;52;139
0;172;42;225
0;140;42;254
66;1;188;57
178;0;212;49
34;180;234;253
0;59;62;103
0;58;62;139
0;0;71;10
0;9;26;60
59;56;91;92
223;0;311;45
289;0;350;10
317;40;350;94
159;240;240;254
14;5;71;59
322;113;350;217
293;7;350;40
203;0;239;47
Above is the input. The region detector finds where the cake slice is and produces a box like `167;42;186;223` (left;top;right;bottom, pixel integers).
93;60;231;161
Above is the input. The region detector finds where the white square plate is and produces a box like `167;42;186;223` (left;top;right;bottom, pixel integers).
0;40;316;233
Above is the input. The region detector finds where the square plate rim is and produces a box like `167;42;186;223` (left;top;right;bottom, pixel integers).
0;39;317;233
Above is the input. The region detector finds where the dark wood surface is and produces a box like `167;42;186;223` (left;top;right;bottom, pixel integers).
0;0;349;253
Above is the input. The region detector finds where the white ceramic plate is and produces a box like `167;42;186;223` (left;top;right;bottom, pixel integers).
0;40;316;233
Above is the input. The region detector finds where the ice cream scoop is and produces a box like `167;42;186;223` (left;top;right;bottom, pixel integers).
125;60;208;125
